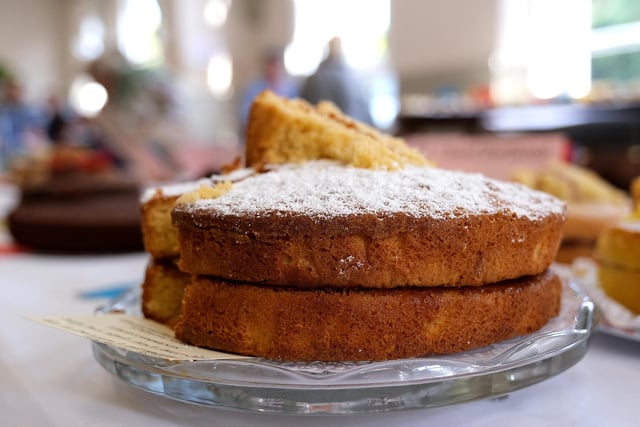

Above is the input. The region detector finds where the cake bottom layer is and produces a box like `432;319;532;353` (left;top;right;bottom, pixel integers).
142;259;190;327
173;270;562;361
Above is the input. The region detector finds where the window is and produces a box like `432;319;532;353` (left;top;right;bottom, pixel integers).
285;0;396;128
491;0;592;104
591;0;640;83
492;0;640;105
117;0;164;67
284;0;390;76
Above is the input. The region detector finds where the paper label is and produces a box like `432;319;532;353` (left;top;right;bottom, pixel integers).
29;314;252;361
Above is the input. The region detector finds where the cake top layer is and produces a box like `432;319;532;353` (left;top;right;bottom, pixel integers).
177;161;565;221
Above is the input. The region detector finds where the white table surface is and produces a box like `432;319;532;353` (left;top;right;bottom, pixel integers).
1;186;639;426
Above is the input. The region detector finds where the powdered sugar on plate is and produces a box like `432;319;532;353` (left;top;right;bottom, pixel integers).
140;168;257;202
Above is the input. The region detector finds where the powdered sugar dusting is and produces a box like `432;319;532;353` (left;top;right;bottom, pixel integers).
140;168;256;202
141;179;208;202
617;220;640;232
184;161;565;220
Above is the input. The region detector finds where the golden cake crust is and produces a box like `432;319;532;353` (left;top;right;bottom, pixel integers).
245;90;429;170
174;270;562;361
140;169;256;259
141;191;181;259
141;259;190;327
176;210;563;288
173;162;566;288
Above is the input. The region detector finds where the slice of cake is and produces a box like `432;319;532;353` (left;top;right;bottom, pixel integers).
245;90;430;170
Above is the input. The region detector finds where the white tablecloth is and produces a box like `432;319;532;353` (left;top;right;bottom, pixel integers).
1;184;638;426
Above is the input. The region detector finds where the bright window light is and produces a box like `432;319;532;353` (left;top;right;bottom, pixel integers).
69;74;108;118
207;51;234;99
526;0;591;99
285;0;390;76
117;0;163;66
492;0;592;102
72;15;105;62
204;0;231;28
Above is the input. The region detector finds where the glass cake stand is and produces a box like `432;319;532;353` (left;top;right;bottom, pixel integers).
92;280;595;415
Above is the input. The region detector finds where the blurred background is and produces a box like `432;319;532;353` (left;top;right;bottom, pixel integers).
1;0;639;188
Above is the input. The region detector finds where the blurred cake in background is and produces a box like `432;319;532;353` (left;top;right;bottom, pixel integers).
594;176;640;314
512;161;630;263
6;145;144;253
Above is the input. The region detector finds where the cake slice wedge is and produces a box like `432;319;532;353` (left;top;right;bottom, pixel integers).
245;90;430;170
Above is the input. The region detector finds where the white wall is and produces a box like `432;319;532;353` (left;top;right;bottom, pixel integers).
390;0;498;93
161;0;294;139
390;0;497;75
0;0;69;103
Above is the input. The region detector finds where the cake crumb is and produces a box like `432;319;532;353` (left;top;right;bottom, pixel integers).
177;181;232;204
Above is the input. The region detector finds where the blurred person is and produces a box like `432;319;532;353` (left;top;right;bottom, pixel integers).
300;37;372;125
239;47;298;131
44;92;79;145
0;76;47;170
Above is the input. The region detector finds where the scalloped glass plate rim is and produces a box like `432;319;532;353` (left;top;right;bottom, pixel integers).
92;280;595;392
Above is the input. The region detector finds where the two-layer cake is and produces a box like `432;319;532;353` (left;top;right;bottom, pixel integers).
140;91;566;361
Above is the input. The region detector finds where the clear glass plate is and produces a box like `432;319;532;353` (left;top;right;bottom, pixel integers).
92;280;595;415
